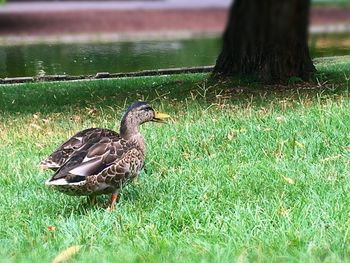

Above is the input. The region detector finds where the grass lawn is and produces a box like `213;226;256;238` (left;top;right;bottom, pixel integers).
1;56;350;262
312;0;350;7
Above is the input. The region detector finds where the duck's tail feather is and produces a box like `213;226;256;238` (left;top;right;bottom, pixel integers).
39;159;61;171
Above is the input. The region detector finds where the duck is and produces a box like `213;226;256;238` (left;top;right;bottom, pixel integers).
42;101;170;210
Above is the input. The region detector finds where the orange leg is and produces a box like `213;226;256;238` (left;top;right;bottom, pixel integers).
107;193;118;212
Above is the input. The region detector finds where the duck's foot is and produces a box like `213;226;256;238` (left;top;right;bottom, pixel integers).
107;193;119;212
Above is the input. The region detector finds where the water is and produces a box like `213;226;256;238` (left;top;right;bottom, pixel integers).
0;38;220;78
0;33;349;78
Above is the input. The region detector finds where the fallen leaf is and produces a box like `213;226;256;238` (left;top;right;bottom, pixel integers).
227;132;233;141
71;115;81;122
30;123;42;130
279;206;289;217
283;176;295;185
52;245;82;263
33;113;40;119
275;116;283;123
237;248;247;263
35;142;44;149
86;107;99;116
321;154;342;162
295;141;304;148
47;226;56;232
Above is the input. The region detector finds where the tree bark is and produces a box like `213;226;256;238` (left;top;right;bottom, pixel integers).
214;0;316;83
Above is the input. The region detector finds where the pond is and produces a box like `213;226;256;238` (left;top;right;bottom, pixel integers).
0;32;349;78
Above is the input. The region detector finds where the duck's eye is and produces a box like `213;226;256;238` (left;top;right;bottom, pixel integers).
141;106;153;112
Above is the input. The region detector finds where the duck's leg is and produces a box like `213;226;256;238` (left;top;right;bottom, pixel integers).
107;192;118;212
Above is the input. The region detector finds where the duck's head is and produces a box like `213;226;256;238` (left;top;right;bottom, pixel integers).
120;101;170;138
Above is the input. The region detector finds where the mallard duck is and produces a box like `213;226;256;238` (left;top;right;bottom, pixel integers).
43;101;170;210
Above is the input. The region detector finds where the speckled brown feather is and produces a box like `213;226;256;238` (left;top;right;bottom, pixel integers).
47;135;146;196
40;128;118;171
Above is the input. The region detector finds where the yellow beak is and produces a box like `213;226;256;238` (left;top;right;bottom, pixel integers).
153;111;170;123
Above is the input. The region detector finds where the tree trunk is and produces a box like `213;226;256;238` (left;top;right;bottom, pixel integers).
214;0;316;83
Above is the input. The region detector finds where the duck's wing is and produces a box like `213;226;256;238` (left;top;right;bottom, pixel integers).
45;135;136;186
40;128;118;171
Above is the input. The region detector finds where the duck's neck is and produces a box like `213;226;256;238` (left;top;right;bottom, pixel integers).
120;119;146;155
120;116;139;139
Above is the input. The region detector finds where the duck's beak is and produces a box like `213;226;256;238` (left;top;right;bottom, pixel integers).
153;112;170;123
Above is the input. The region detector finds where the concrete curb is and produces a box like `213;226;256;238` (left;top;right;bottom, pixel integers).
0;65;214;85
0;31;221;46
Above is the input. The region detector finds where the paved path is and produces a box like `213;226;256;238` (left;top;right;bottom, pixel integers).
0;2;349;45
0;0;231;12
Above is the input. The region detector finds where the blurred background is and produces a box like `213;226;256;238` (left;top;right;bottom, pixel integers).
0;0;349;78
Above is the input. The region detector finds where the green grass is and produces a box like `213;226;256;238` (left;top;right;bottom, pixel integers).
312;0;350;7
1;56;350;262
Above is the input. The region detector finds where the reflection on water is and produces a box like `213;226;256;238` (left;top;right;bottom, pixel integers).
0;33;349;78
